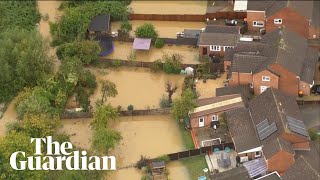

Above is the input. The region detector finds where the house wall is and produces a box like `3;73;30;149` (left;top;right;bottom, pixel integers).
246;11;265;32
281;132;309;144
253;70;279;94
190;113;220;128
309;25;320;39
269;64;299;96
199;46;225;56
224;60;231;72
267;151;295;173
265;7;310;38
228;72;252;86
299;81;311;96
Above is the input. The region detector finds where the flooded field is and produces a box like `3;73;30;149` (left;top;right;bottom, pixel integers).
111;20;205;38
89;67;185;110
129;1;207;15
105;42;200;64
0;99;18;138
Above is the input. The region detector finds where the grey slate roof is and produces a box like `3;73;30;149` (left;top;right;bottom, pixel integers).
248;88;308;145
283;155;320;180
216;85;252;106
183;29;201;38
231;54;268;73
198;32;240;46
246;0;313;19
205;25;240;34
262;137;294;159
294;142;320;175
226;107;261;153
258;172;281;180
209;166;251;180
311;0;320;27
300;48;318;84
88;14;110;32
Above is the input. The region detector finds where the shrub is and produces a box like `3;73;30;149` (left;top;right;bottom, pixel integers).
127;104;134;111
75;85;91;112
162;54;182;74
156;155;170;163
154;38;164;48
159;96;171;108
134;23;158;42
151;59;163;72
309;129;320;141
120;21;132;34
80;70;97;90
111;59;123;68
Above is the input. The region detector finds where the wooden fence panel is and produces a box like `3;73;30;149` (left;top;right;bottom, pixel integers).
190;149;201;156
178;151;190;159
168;153;179;161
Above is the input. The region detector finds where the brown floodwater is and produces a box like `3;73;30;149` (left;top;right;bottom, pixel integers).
37;0;61;73
129;1;207;14
111;20;205;38
196;73;227;98
89;67;185;110
0;99;18;138
105;42;200;64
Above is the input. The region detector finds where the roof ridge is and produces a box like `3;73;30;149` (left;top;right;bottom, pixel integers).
300;156;320;177
270;89;287;130
277;138;282;150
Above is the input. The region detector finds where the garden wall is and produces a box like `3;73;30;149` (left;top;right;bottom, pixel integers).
129;12;247;22
112;37;198;46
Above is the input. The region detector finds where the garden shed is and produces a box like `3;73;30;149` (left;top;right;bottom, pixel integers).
133;38;151;50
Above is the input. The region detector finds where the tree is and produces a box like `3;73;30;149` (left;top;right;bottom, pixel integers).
100;80;118;103
119;20;132;35
92;127;122;153
56;40;101;64
154;38;164;48
165;82;178;104
22;114;59;138
162;53;182;74
0;28;52;102
90;104;119;130
134;23;158;42
171;89;197;121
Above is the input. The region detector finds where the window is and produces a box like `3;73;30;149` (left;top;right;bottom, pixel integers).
199;118;204;122
210;45;221;51
255;151;261;157
262;76;270;81
212;115;219;121
260;86;269;93
274;19;282;24
223;46;234;51
253;21;264;27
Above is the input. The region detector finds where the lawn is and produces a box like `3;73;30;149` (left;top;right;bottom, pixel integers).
180;155;208;180
177;120;195;150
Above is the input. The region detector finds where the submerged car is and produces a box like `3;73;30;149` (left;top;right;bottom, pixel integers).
311;85;320;95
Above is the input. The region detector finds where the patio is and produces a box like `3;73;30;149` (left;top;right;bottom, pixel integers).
205;150;237;173
192;126;232;148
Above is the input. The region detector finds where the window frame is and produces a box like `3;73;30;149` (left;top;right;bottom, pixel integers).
199;117;205;123
253;21;264;27
255;151;262;157
274;18;282;24
223;46;234;51
210;45;221;51
262;76;271;82
212;115;219;121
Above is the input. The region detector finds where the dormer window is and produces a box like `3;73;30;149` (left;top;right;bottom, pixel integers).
274;19;282;24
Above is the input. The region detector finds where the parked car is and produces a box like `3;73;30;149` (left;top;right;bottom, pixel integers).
311;85;320;95
225;19;237;26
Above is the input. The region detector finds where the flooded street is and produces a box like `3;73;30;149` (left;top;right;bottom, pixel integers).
105;42;200;64
0;99;18;137
37;0;61;72
89;67;185;110
129;1;207;14
111;20;205;38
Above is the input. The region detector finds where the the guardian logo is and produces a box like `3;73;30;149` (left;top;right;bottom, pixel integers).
9;136;116;171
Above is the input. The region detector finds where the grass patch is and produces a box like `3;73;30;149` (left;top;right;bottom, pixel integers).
180;155;208;180
177;121;194;150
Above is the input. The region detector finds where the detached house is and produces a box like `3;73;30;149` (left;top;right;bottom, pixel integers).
225;28;318;96
226;88;311;173
198;25;240;57
234;0;314;39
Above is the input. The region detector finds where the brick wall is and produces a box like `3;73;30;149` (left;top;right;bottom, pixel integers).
269;64;299;96
253;70;279;94
229;72;252;86
309;25;320;39
266;7;310;39
281;132;310;144
199;46;225;56
190;113;219;128
299;81;311;96
267;151;295;173
246;11;265;32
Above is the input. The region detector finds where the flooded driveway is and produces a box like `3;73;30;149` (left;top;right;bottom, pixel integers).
108;115;189;179
89;67;185;110
105;42;200;64
111;20;205;38
129;1;207;15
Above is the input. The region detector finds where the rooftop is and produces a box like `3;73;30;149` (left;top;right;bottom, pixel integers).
283;155;320;180
88;14;110;32
198;32;240;46
209;166;251;180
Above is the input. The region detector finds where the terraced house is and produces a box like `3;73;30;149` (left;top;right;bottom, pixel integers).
225;28;318;96
226;88;311;174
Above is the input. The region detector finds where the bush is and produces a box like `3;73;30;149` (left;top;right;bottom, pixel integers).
309;129;320;141
111;59;123;68
156;155;170;163
162;54;182;74
80;70;97;90
150;59;163;72
134;23;158;42
159;96;171;108
119;20;132;34
127;104;134;111
154;38;165;48
75;85;91;112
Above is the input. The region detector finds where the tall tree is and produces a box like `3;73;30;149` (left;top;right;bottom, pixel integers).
171;89;197;121
100;80;118;103
90;104;119;130
165;81;178;104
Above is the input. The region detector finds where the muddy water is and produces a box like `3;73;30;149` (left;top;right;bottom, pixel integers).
167;161;190;180
89;67;185;110
111;20;205;38
105;42;200;64
0;99;18;138
129;1;207;14
37;0;61;73
108;115;188;179
196;73;227;98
